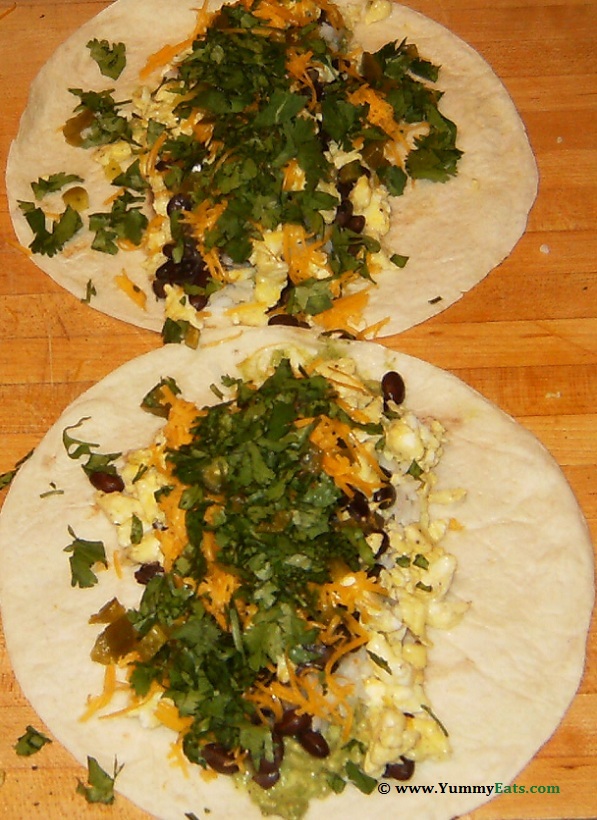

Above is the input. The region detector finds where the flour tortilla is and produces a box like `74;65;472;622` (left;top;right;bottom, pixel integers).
0;327;592;819
6;0;538;335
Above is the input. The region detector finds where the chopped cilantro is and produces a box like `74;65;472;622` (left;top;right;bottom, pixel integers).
345;760;378;794
86;38;126;80
141;376;182;418
63;526;107;588
390;252;409;268
104;359;390;767
30;172;84;200
14;725;51;756
82;279;97;304
0;449;33;491
67;88;132;147
62;417;121;477
406;459;424;480
89;191;148;254
76;756;123;804
367;650;393;675
40;482;64;499
130;513;143;545
421;704;449;736
18;201;82;257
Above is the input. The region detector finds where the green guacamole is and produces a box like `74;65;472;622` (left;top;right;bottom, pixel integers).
238;734;359;820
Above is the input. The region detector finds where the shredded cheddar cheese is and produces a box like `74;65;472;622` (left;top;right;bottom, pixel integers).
115;271;148;309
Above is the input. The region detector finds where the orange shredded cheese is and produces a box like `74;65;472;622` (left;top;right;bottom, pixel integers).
307;414;384;495
197;563;241;629
168;734;191;776
348;86;410;156
155;698;195;733
112;548;123;580
312;288;370;333
282;223;330;284
249;0;319;28
202;247;230;282
79;663;119;722
356;315;391;339
319;571;388;616
282;158;305;192
155;483;187;572
142;130;168;178
139;1;213;80
97;680;162;720
286;47;317;105
162;391;201;449
115;271;148;309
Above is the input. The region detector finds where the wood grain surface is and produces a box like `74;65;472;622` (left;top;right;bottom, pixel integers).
0;0;595;818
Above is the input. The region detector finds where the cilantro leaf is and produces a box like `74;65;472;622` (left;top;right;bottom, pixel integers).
63;526;107;588
62;417;120;477
31;173;84;200
367;650;393;675
82;279;97;304
14;725;52;756
0;449;33;490
89;191;148;254
76;756;123;805
18;202;82;257
86;38;126;80
111;158;149;193
345;760;378;794
67;88;132;147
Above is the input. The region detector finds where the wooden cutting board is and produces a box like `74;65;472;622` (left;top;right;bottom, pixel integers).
0;0;595;818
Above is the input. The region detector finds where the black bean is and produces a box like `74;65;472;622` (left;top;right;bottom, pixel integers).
347;214;366;234
166;193;193;215
252;768;281;789
373;483;396;510
155;258;178;283
181;239;204;263
88;471;124;494
152;279;167;299
334;198;354;228
134;562;164;585
252;733;284;789
275;708;312;737
153;256;212;303
384;756;415;781
372;529;390;558
267;313;309;328
296;729;330;759
381;371;406;409
367;562;382;579
189;293;209;311
346;488;370;519
321;328;357;340
202;743;239;775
